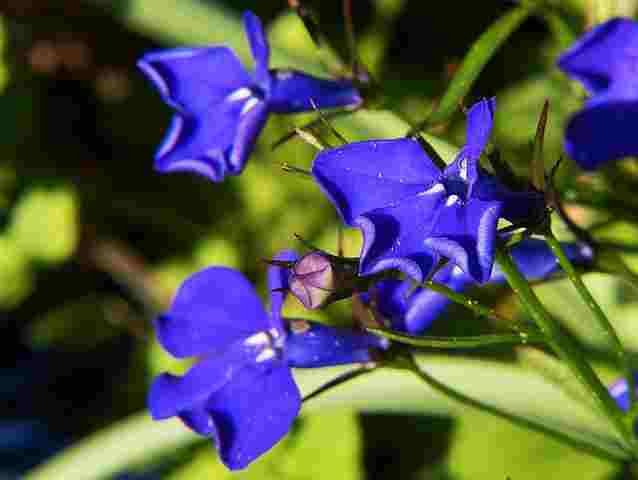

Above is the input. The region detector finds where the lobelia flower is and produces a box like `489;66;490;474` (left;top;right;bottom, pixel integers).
558;18;638;170
609;374;638;419
366;239;593;334
138;11;361;182
148;251;387;470
312;98;543;284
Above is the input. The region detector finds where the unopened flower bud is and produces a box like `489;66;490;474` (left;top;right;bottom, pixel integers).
288;251;358;309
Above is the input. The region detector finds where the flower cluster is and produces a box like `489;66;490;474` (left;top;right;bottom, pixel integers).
139;8;623;472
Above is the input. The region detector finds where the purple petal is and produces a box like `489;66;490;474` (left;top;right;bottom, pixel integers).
403;265;471;334
564;92;638;170
155;267;269;358
491;238;593;283
268;70;362;113
153;99;250;181
205;364;301;470
558;18;638;95
356;187;446;282
425;199;501;283
242;11;270;85
268;250;299;331
148;342;256;419
227;101;269;175
463;97;496;160
285;319;387;368
312;138;442;225
138;47;252;115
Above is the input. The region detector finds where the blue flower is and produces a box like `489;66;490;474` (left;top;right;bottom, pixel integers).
609;373;638;415
558;18;638;170
312;98;543;284
138;11;361;182
149;251;386;470
366;239;593;334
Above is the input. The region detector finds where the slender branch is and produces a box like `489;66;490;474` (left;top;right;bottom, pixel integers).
302;365;375;403
495;246;636;451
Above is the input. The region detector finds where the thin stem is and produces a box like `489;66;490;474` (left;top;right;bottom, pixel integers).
302;366;374;403
404;354;624;462
495;246;636;451
422;280;516;327
544;230;637;409
367;328;544;349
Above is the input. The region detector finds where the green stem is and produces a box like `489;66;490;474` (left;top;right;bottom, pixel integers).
544;231;637;409
403;354;624;462
495;246;636;452
422;280;517;328
369;328;543;349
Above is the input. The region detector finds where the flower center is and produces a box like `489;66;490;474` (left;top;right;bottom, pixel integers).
243;328;285;363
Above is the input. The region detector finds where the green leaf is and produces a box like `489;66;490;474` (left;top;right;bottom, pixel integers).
410;5;535;133
25;355;628;480
8;185;79;264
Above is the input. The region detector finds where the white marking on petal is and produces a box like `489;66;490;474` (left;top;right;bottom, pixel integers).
459;159;468;181
445;194;460;207
226;87;253;102
418;182;445;197
240;97;260;116
255;348;276;363
244;331;270;347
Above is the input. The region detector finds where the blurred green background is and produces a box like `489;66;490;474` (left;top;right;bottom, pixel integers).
3;0;638;478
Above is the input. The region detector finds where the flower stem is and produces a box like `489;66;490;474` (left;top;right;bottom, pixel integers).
495;246;636;451
543;230;637;409
402;353;624;462
422;280;518;328
367;328;544;349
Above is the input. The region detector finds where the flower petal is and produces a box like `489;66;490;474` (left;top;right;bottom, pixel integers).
268;250;299;332
425;199;501;283
206;364;301;470
285;319;387;367
356;188;446;282
564;93;638;170
312;138;442;225
153;99;246;182
558;18;638;95
227;100;269;175
268;70;361;113
242;11;270;85
155;267;269;358
148;342;256;419
138;47;252;115
463;97;496;161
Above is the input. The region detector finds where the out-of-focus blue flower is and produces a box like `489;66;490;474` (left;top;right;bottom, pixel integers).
313;98;543;284
138;11;361;182
366;239;593;334
149;252;386;470
609;374;638;413
559;18;638;170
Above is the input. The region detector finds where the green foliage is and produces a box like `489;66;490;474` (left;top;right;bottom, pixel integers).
167;410;362;480
7;185;79;265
